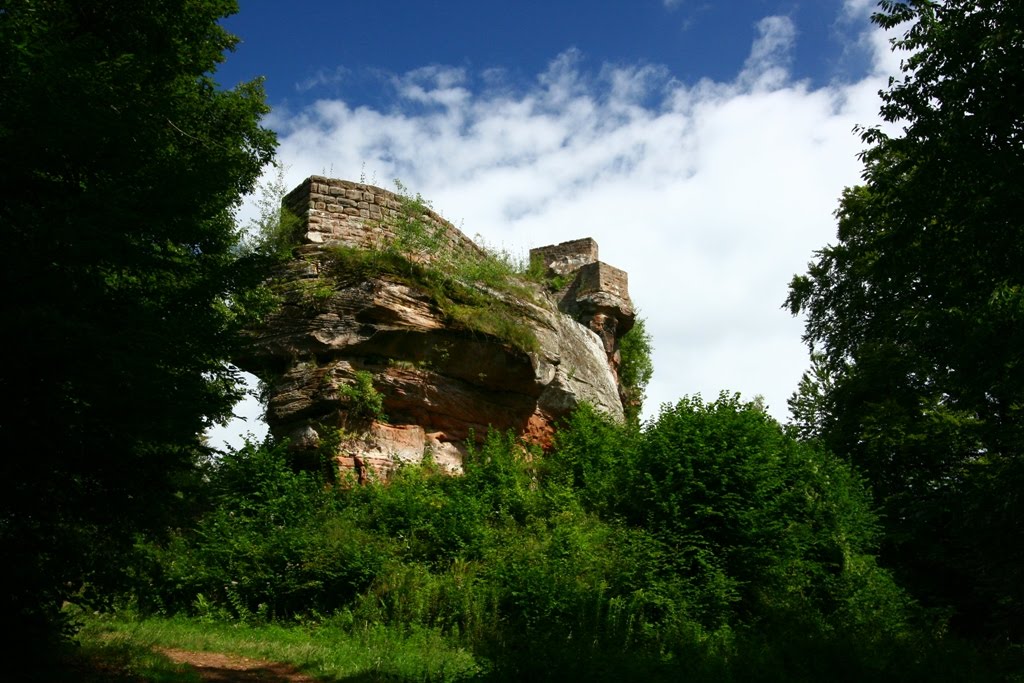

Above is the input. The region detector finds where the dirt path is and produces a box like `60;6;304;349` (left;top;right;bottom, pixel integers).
158;648;320;683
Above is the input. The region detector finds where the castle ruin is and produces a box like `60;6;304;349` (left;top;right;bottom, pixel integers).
238;176;635;478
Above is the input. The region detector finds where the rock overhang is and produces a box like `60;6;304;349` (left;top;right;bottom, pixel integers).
239;177;636;479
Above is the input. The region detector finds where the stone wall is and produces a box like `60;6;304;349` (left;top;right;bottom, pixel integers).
577;261;629;301
283;176;481;261
528;241;634;374
529;238;599;276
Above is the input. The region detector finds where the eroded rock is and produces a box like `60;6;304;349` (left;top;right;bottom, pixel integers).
238;177;635;478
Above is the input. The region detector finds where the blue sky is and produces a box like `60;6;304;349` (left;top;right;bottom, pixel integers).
218;1;874;108
209;0;904;448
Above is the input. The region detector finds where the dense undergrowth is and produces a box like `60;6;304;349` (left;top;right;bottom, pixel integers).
107;396;1020;682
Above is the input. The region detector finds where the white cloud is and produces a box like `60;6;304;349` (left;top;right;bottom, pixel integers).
295;65;349;93
214;9;904;448
741;16;798;90
842;0;876;19
393;65;471;109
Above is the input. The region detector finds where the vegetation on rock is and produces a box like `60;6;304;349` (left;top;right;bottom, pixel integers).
618;316;654;424
268;182;544;354
373;183;544;353
340;370;388;423
243;162;305;261
304;241;540;354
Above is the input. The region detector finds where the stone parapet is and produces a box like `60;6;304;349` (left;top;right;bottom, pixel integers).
283;176;481;262
577;261;629;301
529;238;599;276
528;240;635;372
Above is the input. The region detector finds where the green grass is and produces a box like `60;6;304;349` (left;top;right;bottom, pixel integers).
77;613;486;682
21;624;203;683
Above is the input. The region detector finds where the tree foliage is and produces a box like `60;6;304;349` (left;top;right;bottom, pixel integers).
242;162;304;260
618;316;654;424
786;0;1023;639
0;0;275;648
630;394;903;634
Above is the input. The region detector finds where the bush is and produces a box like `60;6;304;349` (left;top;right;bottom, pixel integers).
618;317;654;424
136;441;395;621
125;406;1010;681
340;370;387;422
548;403;636;517
630;393;908;636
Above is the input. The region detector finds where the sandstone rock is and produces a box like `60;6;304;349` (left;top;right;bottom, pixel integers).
238;177;635;477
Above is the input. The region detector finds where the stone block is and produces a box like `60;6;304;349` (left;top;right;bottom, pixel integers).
577;261;629;298
530;238;599;276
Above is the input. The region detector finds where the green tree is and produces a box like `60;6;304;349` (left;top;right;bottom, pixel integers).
549;403;636;516
0;0;275;650
242;162;303;260
618;316;654;425
630;394;904;634
786;0;1023;638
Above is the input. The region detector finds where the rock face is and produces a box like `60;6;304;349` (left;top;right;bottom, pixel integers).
237;176;635;478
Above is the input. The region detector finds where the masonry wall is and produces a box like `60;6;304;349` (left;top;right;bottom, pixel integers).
283;177;632;310
529;238;599;276
576;261;630;301
283;176;481;261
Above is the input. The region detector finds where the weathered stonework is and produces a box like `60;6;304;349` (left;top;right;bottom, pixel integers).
283;176;482;261
239;177;635;479
530;240;635;378
529;238;600;277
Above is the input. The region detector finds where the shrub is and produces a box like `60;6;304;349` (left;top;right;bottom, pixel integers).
618;317;654;424
340;370;386;422
126;406;995;681
548;403;636;517
135;441;395;621
630;393;908;635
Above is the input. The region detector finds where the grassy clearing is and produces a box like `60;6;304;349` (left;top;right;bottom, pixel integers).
78;612;485;682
